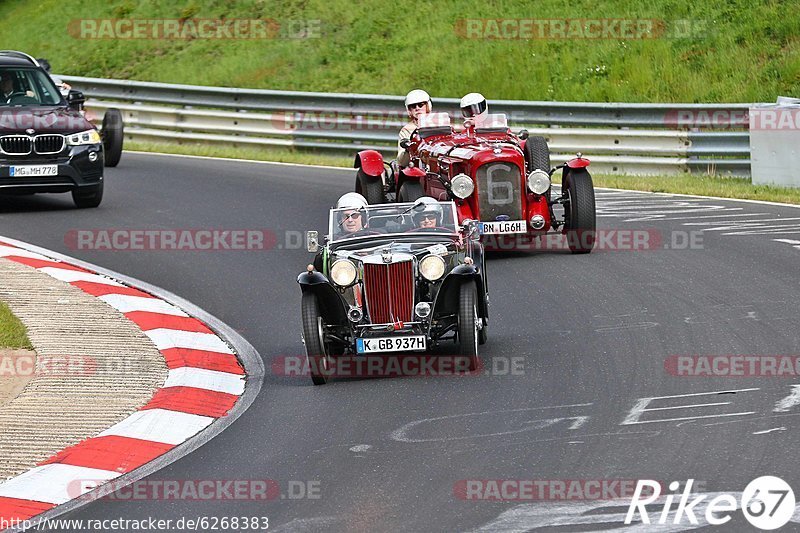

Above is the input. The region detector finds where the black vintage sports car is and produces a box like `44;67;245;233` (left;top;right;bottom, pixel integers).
298;199;489;385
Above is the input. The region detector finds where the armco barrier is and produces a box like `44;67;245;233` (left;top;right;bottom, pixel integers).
59;75;754;176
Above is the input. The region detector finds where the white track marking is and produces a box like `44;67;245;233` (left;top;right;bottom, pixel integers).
0;245;51;260
164;367;245;395
752;427;786;435
774;385;800;413
144;328;233;353
0;464;120;504
99;294;189;316
621;389;759;426
98;409;213;445
38;267;123;286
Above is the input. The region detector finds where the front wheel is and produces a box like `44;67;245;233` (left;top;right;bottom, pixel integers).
457;281;480;371
563;168;596;254
102;109;124;168
398;180;424;203
72;182;103;208
355;168;386;204
301;292;330;385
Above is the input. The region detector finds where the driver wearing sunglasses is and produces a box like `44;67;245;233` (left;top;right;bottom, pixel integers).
340;209;364;233
397;89;432;168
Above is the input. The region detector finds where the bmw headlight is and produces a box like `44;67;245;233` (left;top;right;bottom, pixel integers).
451;174;474;199
67;129;102;146
527;169;551;195
419;255;446;281
330;259;357;287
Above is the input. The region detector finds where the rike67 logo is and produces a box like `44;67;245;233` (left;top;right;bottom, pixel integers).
625;476;795;530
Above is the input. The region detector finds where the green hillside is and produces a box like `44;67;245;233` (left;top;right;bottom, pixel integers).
0;0;797;102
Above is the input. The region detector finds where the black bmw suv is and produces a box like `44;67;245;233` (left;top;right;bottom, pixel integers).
0;51;122;208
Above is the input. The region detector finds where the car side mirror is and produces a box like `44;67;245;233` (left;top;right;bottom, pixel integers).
518;129;529;140
67;90;85;110
306;231;319;253
399;139;411;150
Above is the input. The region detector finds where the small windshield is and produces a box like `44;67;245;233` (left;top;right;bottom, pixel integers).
474;113;508;130
329;201;460;242
418;112;451;129
0;68;62;107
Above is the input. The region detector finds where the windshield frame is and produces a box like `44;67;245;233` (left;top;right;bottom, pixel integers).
328;201;461;243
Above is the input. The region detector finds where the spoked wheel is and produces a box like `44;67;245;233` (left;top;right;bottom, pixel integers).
562;168;596;254
355;168;386;204
102;109;124;167
457;280;480;371
398;180;424;203
301;292;331;385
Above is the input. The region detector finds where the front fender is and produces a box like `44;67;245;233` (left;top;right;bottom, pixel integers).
297;271;349;325
566;156;591;169
354;150;385;177
432;265;487;319
396;166;426;194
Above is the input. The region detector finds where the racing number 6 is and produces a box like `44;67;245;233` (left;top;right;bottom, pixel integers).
486;164;513;206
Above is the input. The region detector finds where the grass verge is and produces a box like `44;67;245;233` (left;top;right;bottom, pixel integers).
0;300;32;350
125;141;800;206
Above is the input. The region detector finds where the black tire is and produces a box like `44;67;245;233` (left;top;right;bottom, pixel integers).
523;136;550;173
398;180;424;203
457;280;480;371
301;292;330;386
102;109;124;168
355;168;386;204
72;182;103;209
563;168;596;254
524;136;551;202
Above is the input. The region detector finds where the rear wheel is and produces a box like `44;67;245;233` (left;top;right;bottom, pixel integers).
563;168;596;254
102;109;124;168
398;180;424;203
355;168;386;204
72;182;103;208
301;292;330;385
457;280;480;371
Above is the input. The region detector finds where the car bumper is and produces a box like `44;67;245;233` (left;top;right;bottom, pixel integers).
0;145;104;193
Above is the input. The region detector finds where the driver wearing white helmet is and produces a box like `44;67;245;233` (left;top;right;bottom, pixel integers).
411;197;443;230
460;92;488;126
398;89;432;167
336;192;369;235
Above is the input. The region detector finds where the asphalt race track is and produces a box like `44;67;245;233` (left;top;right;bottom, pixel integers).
2;152;800;531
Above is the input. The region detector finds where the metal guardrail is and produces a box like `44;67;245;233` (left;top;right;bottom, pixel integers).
60;75;755;176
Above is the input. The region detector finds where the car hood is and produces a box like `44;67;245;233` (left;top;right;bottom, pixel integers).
0;106;94;135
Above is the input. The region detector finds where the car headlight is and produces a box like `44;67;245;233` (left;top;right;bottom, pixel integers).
67;129;102;146
419;255;446;281
451;174;474;199
330;259;357;287
527;169;551;195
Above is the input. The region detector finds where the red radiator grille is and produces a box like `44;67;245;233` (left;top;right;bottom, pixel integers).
363;261;414;324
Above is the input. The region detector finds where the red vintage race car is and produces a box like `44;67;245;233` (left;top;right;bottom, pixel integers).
353;112;596;253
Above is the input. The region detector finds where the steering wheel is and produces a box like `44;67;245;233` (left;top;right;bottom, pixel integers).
5;92;27;103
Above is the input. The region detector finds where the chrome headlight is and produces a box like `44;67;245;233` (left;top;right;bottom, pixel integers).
419;255;446;281
451;174;474;199
527;169;551;195
330;259;357;287
67;129;102;146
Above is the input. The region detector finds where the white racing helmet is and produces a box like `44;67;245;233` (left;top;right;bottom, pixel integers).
460;92;488;119
412;196;443;225
336;192;368;210
404;89;432;117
